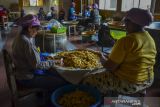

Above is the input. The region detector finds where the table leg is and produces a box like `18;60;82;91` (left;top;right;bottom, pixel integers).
53;34;56;53
68;26;71;38
74;25;76;36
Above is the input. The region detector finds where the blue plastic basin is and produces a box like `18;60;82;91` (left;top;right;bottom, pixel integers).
51;84;102;107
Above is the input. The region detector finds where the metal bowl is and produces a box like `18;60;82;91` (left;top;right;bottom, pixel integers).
50;50;105;84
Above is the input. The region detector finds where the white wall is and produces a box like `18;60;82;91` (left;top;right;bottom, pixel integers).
23;6;50;15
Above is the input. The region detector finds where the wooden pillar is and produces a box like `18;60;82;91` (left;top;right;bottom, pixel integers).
18;0;23;10
117;0;122;12
81;0;83;14
74;0;81;14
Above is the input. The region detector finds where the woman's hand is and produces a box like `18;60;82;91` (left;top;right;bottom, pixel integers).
99;52;108;67
54;58;64;66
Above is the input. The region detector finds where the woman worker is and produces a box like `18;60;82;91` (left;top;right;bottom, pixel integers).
84;5;91;18
90;3;100;25
68;2;77;20
83;8;157;95
12;14;67;90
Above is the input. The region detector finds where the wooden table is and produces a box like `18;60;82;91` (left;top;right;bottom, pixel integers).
62;21;79;36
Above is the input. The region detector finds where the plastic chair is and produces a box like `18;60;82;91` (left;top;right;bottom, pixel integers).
2;49;47;107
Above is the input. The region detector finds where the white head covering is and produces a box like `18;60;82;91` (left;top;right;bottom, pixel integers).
16;14;40;27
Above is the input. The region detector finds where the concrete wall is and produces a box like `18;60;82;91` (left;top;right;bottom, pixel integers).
0;0;18;8
23;6;49;15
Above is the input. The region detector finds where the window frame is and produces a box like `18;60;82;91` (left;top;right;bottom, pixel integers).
121;0;152;12
99;0;117;11
23;0;44;7
99;0;156;14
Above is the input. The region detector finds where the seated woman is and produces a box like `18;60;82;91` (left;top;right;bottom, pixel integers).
38;7;46;20
83;5;91;18
20;8;25;17
58;7;65;22
12;14;68;91
90;3;100;25
68;2;77;21
50;7;57;19
0;6;8;19
83;8;157;95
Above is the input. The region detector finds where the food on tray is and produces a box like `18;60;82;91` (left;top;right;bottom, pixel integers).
47;50;102;69
81;31;96;36
58;90;96;107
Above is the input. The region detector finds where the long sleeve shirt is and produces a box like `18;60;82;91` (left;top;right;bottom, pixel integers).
68;7;76;20
12;34;54;80
90;9;100;24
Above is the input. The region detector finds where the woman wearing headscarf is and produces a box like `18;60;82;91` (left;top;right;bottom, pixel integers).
84;5;91;18
58;7;65;22
38;7;46;20
12;14;68;90
83;8;156;95
50;6;57;19
20;8;25;17
90;3;100;25
0;7;7;17
68;2;77;20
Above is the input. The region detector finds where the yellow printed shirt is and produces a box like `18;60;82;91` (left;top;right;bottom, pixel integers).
109;31;157;83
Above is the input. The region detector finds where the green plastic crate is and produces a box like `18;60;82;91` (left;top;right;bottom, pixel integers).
51;26;67;33
110;29;126;40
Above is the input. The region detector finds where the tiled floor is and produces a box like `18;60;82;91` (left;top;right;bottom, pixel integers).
0;27;160;107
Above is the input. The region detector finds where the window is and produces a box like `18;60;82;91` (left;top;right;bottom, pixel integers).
121;0;152;11
30;0;37;6
99;0;117;10
23;0;43;6
139;0;152;9
23;0;30;6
